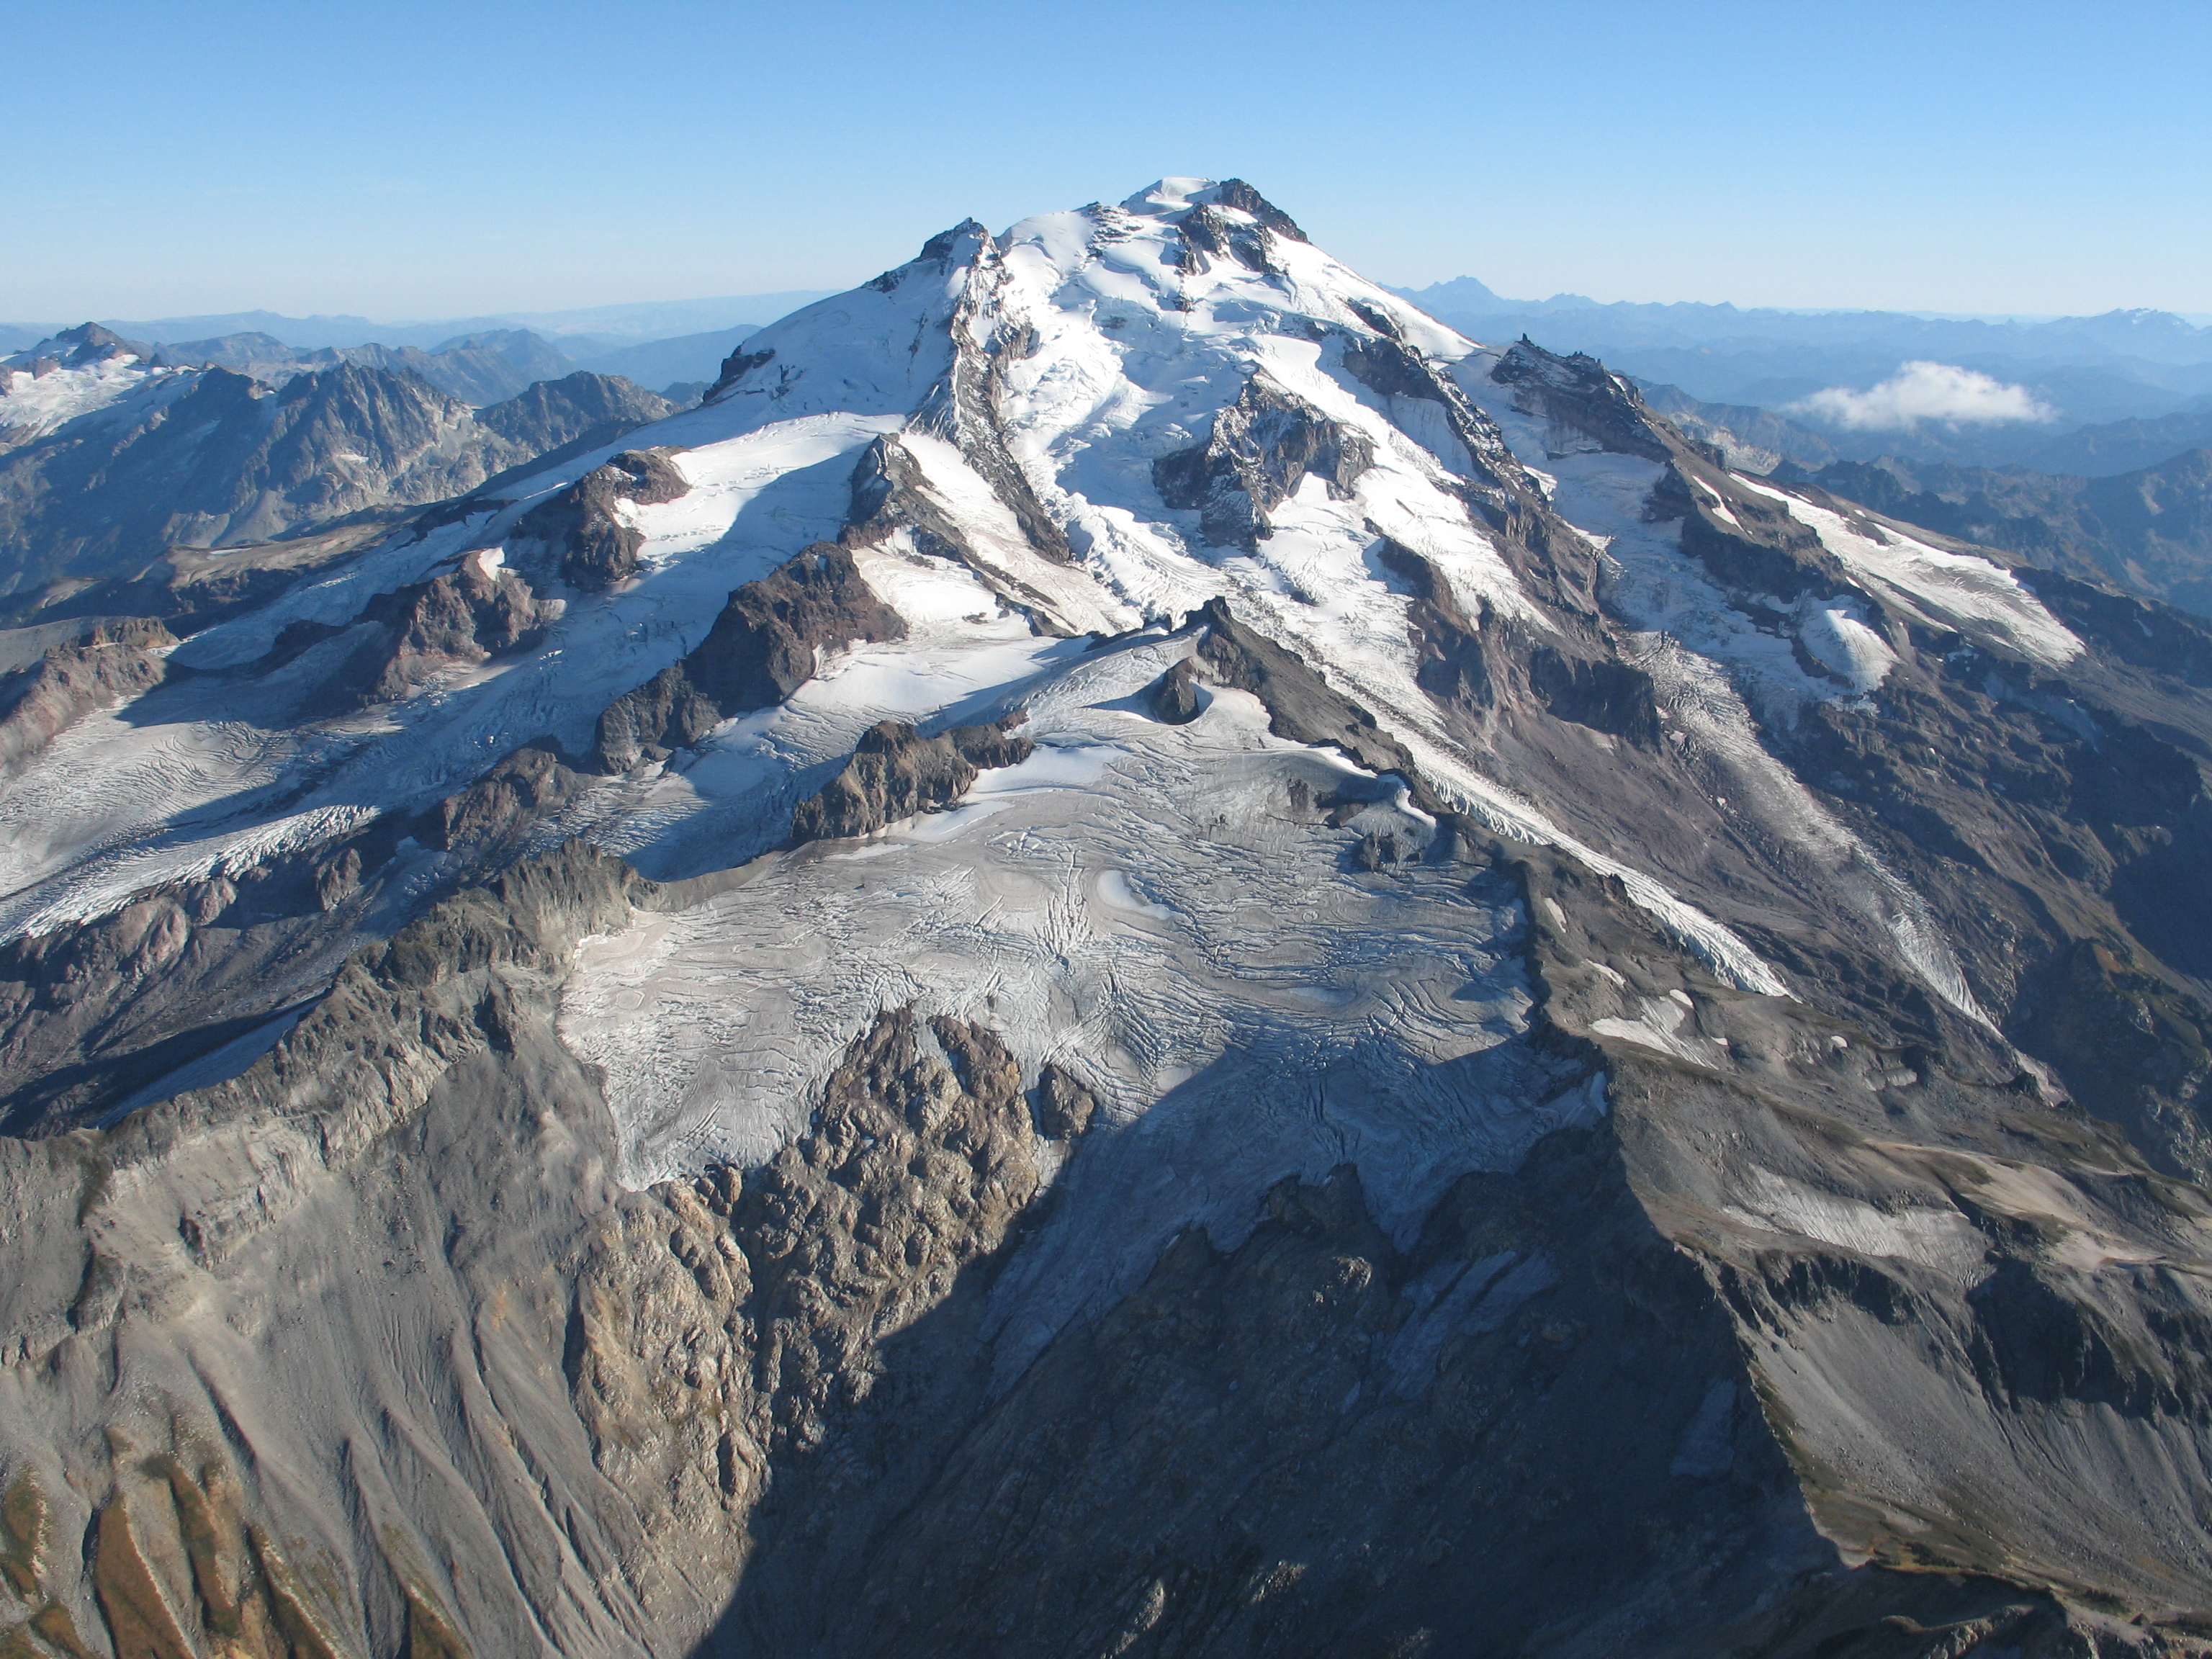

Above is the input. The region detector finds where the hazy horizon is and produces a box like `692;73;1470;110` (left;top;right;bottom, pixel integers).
10;0;2207;323
12;284;2212;356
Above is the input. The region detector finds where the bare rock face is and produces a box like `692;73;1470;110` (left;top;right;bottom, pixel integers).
1033;1060;1096;1137
594;541;906;772
1645;455;1861;603
718;1148;1767;1657
1154;372;1373;549
1144;655;1202;724
568;1007;1048;1601
1208;177;1308;241
845;433;973;562
1491;337;1676;464
1173;180;1305;276
512;447;688;593
37;1446;387;1659
320;550;556;708
788;717;1033;844
418;740;590;860
1192;596;1416;781
0;618;174;774
703;344;775;403
0;841;655;1656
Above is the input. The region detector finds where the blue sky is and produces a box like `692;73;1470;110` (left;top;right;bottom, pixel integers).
10;0;2208;321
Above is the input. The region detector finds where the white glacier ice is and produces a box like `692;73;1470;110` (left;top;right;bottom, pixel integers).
6;179;2048;1196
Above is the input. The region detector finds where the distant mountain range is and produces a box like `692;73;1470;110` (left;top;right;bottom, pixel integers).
0;290;844;426
0;324;677;612
0;290;836;358
24;279;2211;478
1392;279;2212;475
1392;278;2212;367
150;327;577;405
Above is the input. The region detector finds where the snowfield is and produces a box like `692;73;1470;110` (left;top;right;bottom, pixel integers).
0;354;180;444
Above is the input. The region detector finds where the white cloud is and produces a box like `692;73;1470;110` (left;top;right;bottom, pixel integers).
1788;361;2055;431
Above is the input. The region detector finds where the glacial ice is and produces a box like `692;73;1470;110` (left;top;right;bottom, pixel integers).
3;178;2038;1192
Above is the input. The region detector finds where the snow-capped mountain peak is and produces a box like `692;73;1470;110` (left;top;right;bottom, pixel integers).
0;179;2098;1028
9;179;2212;1658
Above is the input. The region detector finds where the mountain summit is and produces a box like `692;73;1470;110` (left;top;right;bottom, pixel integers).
4;181;2212;1658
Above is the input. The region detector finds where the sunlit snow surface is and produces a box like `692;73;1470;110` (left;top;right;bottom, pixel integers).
563;652;1598;1346
1455;365;1996;1021
567;655;1548;1180
0;414;900;936
0;356;182;445
1734;477;2082;669
4;179;2089;1182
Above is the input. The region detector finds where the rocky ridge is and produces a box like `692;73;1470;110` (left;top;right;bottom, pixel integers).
0;619;176;775
513;449;691;594
1785;449;2212;623
594;541;905;773
0;334;673;612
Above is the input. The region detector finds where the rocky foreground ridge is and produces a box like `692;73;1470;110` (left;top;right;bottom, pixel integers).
2;181;2212;1658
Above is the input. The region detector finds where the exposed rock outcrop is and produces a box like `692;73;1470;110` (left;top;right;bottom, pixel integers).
1144;655;1202;724
570;1007;1051;1599
418;739;591;859
1208;177;1308;241
1465;341;2212;1198
0;323;148;383
0;742;593;1141
512;447;689;593
1033;1060;1097;1137
845;434;976;563
310;549;555;709
0;619;174;774
1154;372;1373;549
1174;179;1306;276
594;542;905;772
788;717;1033;844
702;345;774;403
1645;454;1861;602
1491;337;1678;464
1191;596;1416;782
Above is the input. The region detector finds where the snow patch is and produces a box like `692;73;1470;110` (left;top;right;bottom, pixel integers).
1737;478;2082;669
